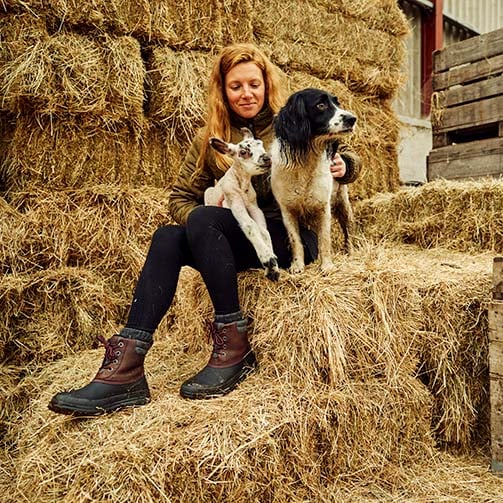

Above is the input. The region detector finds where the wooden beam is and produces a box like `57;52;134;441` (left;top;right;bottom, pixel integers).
427;137;503;181
432;96;503;133
489;257;503;475
433;54;503;92
421;0;443;116
433;28;503;73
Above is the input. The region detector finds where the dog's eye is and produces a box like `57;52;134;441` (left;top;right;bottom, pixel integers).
317;102;328;111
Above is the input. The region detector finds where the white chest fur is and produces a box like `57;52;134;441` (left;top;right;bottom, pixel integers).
270;140;333;214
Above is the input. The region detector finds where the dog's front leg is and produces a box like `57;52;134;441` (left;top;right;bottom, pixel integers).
332;184;354;254
318;204;335;273
279;205;305;274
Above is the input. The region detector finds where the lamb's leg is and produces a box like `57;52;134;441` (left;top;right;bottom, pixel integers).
247;204;279;280
230;201;279;281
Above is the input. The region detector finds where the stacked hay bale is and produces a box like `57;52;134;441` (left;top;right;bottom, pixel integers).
2;0;503;501
354;177;503;451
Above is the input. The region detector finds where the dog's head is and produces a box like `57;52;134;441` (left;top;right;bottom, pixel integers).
274;88;356;158
209;127;272;175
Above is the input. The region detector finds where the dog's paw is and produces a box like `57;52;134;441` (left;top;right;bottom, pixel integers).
320;262;336;274
264;257;280;282
288;260;305;274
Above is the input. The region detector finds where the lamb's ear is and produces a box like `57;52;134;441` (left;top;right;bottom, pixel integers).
240;127;254;140
209;137;235;156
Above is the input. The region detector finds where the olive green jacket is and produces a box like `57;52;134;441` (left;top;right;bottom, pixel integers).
168;106;361;225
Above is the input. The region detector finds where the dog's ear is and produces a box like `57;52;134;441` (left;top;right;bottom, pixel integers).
209;137;236;157
274;93;312;155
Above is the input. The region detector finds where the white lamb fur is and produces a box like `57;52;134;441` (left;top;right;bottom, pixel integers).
205;127;279;281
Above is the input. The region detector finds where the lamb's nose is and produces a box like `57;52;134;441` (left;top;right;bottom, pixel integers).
260;154;272;168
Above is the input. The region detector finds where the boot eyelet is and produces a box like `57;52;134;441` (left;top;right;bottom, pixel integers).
221;351;226;357
223;344;227;349
118;342;124;347
115;350;121;356
113;359;118;364
223;336;228;341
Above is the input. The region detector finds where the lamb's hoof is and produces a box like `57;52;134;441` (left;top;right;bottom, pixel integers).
264;257;280;282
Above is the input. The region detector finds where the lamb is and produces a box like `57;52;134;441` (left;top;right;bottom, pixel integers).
205;127;280;281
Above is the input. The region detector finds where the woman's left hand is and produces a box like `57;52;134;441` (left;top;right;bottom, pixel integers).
330;153;346;179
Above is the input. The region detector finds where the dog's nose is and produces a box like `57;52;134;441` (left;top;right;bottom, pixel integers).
343;115;357;128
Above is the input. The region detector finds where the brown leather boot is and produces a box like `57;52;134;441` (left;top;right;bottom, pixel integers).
180;320;257;399
48;334;152;416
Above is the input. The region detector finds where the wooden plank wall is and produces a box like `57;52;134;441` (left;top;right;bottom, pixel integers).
489;257;503;475
427;28;503;181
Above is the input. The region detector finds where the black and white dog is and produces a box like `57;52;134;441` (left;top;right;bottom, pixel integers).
270;88;357;273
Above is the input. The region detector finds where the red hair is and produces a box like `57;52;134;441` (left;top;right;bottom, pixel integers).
195;43;286;174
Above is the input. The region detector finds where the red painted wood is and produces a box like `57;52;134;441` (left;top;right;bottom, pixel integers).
421;0;443;116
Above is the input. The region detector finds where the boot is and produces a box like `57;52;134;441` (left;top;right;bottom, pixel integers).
48;334;152;416
180;320;257;399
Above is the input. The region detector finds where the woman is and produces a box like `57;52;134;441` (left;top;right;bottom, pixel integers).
49;43;361;415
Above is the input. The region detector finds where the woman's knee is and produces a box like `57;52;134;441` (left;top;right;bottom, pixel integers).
149;225;188;256
186;206;232;238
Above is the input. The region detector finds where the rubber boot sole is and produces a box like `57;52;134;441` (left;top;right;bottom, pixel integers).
180;353;257;400
48;391;150;416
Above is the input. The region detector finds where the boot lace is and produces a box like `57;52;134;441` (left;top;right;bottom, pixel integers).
208;322;227;360
97;335;124;371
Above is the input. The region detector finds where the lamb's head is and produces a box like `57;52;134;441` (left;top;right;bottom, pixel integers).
209;127;271;176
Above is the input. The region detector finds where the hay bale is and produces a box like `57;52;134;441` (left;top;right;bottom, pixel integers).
0;11;49;111
149;0;253;49
2;32;107;116
0;113;16;191
171;244;493;450
335;0;410;36
0;245;498;499
1;31;145;126
139;123;187;188
2;116;143;191
172;265;421;387
102;34;145;127
0;267;126;367
2;334;434;502
419;275;491;449
253;0;407;98
1;185;172;278
356;178;503;252
1;115;185;192
147;47;212;143
42;0;151;36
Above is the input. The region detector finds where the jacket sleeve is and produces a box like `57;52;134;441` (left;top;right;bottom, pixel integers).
337;147;361;185
167;134;215;225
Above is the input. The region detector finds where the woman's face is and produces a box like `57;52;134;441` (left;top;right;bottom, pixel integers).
224;62;266;119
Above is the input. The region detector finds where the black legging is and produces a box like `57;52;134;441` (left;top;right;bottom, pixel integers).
125;205;318;334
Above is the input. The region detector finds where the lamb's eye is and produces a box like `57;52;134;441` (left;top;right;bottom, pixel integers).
239;149;247;157
317;102;328;111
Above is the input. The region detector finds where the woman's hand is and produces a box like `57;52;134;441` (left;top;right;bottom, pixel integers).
330;153;346;179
